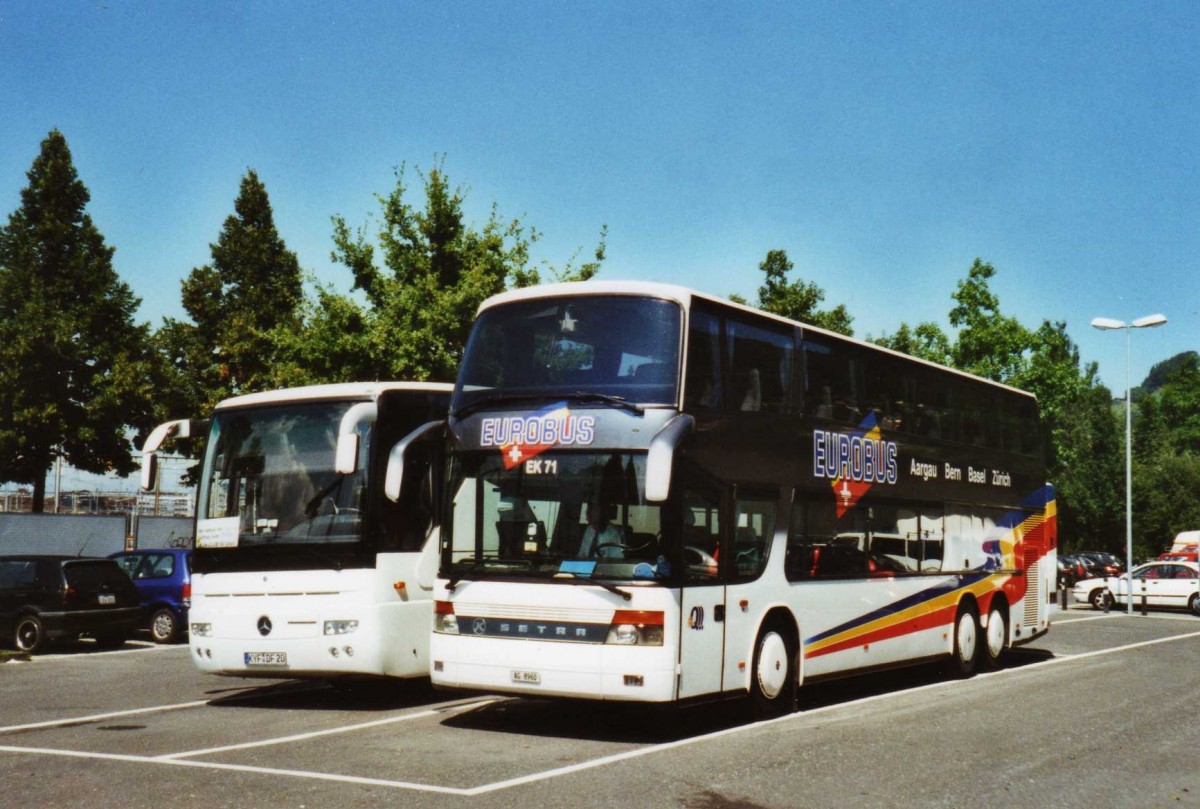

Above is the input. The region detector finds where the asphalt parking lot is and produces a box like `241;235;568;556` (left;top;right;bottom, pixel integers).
2;605;1199;809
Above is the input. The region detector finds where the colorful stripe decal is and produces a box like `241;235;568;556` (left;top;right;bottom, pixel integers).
803;486;1056;660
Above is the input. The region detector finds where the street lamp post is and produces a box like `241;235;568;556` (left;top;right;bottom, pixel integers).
1091;313;1167;614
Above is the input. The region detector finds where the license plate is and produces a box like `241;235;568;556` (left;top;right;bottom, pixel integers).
244;651;288;667
98;593;115;605
510;669;540;684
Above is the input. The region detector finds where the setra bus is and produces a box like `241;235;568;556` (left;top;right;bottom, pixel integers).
426;281;1055;714
142;382;451;684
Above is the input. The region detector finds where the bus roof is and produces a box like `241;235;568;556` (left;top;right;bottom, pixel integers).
215;382;454;411
479;280;1036;400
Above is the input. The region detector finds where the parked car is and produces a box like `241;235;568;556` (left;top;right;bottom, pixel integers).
1057;555;1087;588
1076;551;1123;577
109;549;191;643
1072;560;1200;615
0;555;143;653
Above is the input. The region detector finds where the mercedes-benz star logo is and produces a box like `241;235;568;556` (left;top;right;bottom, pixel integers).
257;615;272;637
472;618;487;635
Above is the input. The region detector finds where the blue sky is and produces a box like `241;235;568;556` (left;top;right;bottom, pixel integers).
1;2;1197;491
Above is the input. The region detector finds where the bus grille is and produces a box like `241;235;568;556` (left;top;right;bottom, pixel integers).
1023;549;1040;626
450;602;613;623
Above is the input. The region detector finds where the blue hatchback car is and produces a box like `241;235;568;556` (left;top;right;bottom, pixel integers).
109;549;191;643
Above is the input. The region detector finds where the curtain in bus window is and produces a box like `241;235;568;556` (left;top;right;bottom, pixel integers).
685;311;722;411
731;495;776;581
726;319;792;413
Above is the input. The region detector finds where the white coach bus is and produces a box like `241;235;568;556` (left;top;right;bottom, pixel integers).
142;382;451;684
427;282;1055;714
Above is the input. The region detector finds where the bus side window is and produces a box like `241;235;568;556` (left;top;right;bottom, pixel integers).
683;486;722;581
784;500;812;581
731;494;776;581
685;311;722;410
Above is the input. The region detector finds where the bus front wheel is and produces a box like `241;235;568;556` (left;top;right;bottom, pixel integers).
750;623;795;718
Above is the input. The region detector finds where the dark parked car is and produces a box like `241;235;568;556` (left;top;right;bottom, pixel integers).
1076;551;1123;578
109;549;191;644
0;556;143;653
1057;554;1088;588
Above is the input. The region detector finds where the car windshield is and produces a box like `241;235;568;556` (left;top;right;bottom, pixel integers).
195;401;370;548
442;451;674;584
453;295;682;414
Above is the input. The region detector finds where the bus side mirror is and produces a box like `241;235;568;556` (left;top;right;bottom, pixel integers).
335;402;377;475
385;420;446;502
645;414;694;502
140;418;205;491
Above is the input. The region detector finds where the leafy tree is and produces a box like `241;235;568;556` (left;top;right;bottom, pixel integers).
744;249;853;336
948;258;1031;383
159;170;303;414
870;322;953;366
0;130;158;511
1135;350;1198;400
276;161;605;384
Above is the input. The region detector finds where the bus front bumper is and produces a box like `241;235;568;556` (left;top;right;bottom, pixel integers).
430;633;677;702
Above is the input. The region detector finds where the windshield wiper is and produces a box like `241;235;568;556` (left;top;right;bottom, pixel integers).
446;559;500;590
453;393;563;420
554;570;632;601
569;391;644;415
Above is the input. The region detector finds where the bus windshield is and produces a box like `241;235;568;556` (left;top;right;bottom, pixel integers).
453;295;682;414
196;402;370;548
443;451;673;584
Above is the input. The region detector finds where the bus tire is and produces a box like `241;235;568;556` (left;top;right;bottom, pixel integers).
949;601;980;678
982;600;1008;668
750;622;795;719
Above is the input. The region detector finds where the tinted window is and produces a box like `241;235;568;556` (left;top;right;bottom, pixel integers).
0;560;38;588
731;494;776;581
727;319;793;414
455;296;682;409
64;561;130;589
684;310;722;411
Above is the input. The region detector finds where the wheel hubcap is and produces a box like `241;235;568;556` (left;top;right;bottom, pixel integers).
957;614;976;663
757;631;788;699
154;613;172;638
987;612;1005;657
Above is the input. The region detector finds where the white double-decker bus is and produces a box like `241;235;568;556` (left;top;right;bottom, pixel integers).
142;382;451;684
430;281;1055;714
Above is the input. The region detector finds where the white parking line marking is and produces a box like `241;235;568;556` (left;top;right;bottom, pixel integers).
0;701;210;735
158;699;499;760
33;643;176;661
2;628;1198;796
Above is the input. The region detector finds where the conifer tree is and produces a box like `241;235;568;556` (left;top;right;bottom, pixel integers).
0;130;156;511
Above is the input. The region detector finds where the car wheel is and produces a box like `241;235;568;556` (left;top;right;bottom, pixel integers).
14;615;45;654
983;602;1008;668
750;622;796;719
1188;593;1200;617
1088;588;1111;611
949;602;980;678
150;607;180;644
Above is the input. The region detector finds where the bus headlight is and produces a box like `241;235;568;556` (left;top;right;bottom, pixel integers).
323;620;359;636
434;601;458;634
190;622;212;638
605;610;664;646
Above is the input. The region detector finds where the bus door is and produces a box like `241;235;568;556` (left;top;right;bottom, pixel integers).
678;476;728;699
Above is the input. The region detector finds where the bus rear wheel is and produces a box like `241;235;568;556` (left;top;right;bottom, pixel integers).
949;602;980;678
982;602;1008;668
750;622;795;718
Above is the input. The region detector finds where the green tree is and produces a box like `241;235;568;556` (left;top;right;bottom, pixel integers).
277;161;605;384
746;249;853;335
160;170;303;412
948;258;1031;383
870;322;953;365
0;130;158;511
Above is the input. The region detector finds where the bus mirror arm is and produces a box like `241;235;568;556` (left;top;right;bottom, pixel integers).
335;402;378;475
385;420;446;502
645;414;694;502
140;418;206;491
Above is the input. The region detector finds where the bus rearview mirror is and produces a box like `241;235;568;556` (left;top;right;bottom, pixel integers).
385;420;446;502
140;451;158;492
645;414;694;502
